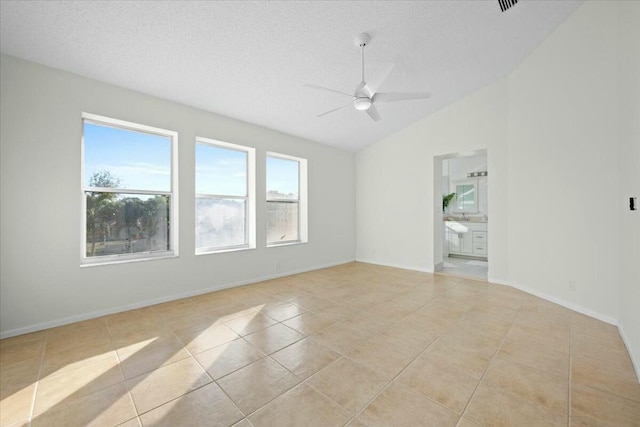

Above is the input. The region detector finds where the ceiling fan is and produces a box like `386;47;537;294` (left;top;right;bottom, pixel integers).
304;33;431;122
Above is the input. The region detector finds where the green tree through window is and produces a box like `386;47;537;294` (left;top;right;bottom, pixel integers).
86;171;120;257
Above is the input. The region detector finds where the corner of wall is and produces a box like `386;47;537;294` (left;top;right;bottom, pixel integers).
618;321;640;383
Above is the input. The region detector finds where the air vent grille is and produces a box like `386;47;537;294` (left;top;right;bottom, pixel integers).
498;0;518;12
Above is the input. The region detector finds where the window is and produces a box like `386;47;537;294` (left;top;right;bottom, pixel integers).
195;138;255;253
452;179;478;213
266;153;307;245
81;113;178;265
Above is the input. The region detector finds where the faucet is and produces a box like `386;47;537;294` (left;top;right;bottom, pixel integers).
461;213;467;221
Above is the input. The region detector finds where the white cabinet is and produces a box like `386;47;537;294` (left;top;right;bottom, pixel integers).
472;231;486;242
446;222;487;259
472;243;487;256
472;231;487;256
447;228;473;255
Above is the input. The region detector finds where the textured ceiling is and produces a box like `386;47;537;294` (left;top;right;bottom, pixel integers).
0;0;582;151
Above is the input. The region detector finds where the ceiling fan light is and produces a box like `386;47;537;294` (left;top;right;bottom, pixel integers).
353;97;372;111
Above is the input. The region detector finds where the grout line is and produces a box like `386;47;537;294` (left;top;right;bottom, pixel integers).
182;339;247;419
107;311;214;420
14;264;617;427
568;316;573;426
225;280;432;423
114;416;142;427
133;380;222;418
164;294;339;415
304;371;363;419
121;319;224;419
104;319;128;380
214;379;248;421
341;336;444;425
187;350;214;382
300;354;370;420
457;292;527;423
104;317;146;422
229;354;306;420
27;331;48;424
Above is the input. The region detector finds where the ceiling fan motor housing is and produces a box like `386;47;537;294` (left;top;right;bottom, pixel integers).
354;97;372;111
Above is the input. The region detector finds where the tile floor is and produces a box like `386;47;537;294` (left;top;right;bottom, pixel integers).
1;262;639;427
439;256;488;281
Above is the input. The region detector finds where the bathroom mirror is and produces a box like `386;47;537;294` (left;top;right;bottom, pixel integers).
451;179;478;213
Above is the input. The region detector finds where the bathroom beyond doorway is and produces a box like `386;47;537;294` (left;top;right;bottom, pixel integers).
436;150;489;281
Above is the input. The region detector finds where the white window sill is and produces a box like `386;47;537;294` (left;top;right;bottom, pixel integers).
267;240;308;248
196;246;255;256
81;252;177;267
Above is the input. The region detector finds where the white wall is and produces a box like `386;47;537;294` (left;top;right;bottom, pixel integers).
355;79;508;275
616;1;640;378
507;0;620;320
0;55;356;337
356;1;638;373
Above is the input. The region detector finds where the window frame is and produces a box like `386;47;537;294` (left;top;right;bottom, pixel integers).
80;113;179;266
451;178;479;214
266;152;308;247
195;137;256;254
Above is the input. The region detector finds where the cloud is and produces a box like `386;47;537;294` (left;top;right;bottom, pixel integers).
85;162;170;190
102;162;170;176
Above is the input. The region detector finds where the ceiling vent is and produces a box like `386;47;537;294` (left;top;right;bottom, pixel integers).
498;0;518;12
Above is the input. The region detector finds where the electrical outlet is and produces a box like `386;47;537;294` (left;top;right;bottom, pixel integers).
275;261;280;271
569;280;576;292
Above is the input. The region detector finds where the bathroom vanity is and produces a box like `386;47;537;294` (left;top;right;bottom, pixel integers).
445;221;487;259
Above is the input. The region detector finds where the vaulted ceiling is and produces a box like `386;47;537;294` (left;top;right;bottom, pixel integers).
0;0;582;151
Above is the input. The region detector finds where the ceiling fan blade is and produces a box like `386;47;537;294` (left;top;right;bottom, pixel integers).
303;84;353;98
363;63;395;96
317;103;352;117
365;104;381;122
373;92;431;103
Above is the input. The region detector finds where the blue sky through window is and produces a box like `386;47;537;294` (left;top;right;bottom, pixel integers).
267;156;299;198
196;144;247;196
85;121;300;196
83;122;171;191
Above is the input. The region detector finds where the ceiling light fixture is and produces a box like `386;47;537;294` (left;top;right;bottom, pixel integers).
353;97;372;111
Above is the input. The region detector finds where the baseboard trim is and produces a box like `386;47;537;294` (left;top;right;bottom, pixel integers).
488;278;618;325
0;258;356;339
5;258;638;384
494;277;638;384
355;258;433;273
618;321;640;383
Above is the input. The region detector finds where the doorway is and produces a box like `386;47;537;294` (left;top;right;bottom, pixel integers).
434;150;489;281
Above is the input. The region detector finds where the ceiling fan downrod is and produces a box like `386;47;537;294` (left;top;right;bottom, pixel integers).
355;32;371;84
